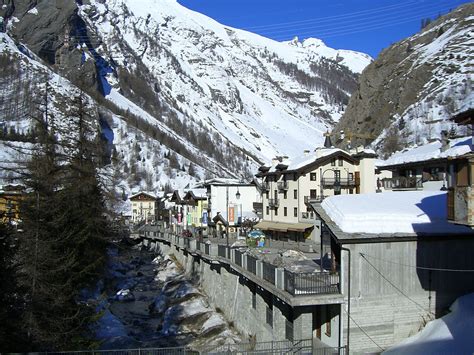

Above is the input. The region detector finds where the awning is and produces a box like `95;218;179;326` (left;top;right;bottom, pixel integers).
254;220;314;233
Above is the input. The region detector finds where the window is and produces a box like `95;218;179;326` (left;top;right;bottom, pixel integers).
283;191;287;199
310;189;317;199
275;208;278;216
338;158;343;166
348;172;354;181
252;290;256;309
325;306;332;337
294;189;297;199
294;207;298;217
331;159;336;166
266;305;273;327
334;170;341;181
310;172;317;181
266;206;269;215
284;207;287;216
266;191;269;199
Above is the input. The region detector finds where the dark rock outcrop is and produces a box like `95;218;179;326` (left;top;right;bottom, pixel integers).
333;3;474;156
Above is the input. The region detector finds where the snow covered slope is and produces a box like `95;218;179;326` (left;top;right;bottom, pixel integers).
0;0;370;194
76;0;370;160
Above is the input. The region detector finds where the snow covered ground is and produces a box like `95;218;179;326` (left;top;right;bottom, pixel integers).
384;293;474;354
321;191;473;234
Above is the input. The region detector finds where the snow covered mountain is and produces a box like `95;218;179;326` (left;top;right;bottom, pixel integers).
0;0;371;192
334;3;473;157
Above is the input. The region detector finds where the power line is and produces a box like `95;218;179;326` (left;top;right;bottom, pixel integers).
343;308;384;352
245;0;420;30
360;252;474;272
360;253;435;316
261;3;453;37
269;6;453;40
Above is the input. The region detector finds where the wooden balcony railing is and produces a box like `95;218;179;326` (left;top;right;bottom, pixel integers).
383;176;422;190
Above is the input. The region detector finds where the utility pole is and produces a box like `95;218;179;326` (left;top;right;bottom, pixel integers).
226;185;229;247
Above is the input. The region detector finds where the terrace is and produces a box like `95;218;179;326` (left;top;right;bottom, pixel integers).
140;225;342;305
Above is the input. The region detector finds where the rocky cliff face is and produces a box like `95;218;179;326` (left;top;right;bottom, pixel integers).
333;3;473;157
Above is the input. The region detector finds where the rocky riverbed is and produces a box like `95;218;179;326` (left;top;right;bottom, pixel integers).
93;240;243;350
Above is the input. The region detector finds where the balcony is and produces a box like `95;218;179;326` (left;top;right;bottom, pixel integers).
142;228;342;300
304;195;325;204
382;176;422;190
321;178;358;187
268;198;280;208
277;181;289;191
301;211;316;220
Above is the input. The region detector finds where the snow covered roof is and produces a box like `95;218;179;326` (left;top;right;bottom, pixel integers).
267;148;352;173
195;178;251;187
378;137;473;168
317;191;474;236
129;191;157;200
184;188;207;200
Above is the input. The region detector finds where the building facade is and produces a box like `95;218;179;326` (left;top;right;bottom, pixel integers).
256;147;377;241
130;192;158;224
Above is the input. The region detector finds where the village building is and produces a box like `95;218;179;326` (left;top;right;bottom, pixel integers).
194;178;261;238
447;108;474;227
0;184;25;225
308;191;474;353
377;134;472;191
255;144;377;242
129;191;158;224
182;188;208;235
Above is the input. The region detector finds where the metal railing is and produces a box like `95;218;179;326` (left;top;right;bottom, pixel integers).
321;178;358;187
247;254;257;275
262;261;276;285
141;230;342;298
301;211;315;220
284;270;340;296
268;198;280;208
234;249;243;267
41;339;331;355
304;195;325;204
277;181;289;191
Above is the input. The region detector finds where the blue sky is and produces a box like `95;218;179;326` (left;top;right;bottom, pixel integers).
178;0;470;58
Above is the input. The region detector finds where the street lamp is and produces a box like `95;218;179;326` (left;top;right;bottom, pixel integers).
235;188;241;200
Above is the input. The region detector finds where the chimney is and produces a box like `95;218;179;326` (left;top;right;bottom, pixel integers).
441;130;449;152
303;149;310;156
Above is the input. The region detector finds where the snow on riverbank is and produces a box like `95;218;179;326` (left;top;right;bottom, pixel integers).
384;293;474;354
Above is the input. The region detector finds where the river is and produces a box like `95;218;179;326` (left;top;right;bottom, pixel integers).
92;239;243;351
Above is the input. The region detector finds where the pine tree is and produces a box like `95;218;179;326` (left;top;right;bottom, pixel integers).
19;85;110;350
0;220;26;351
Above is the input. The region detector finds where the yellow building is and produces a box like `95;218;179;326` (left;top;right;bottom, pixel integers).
0;185;25;225
183;189;208;233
